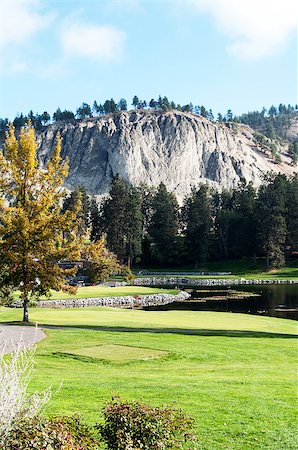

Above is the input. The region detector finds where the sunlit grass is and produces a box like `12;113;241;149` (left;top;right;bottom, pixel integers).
136;260;298;280
12;285;178;300
1;308;297;335
1;309;297;449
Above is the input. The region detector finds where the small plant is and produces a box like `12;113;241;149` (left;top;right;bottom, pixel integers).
97;397;196;450
0;337;51;445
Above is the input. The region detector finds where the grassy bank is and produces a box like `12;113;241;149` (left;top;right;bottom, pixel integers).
135;259;298;280
1;308;297;449
12;285;178;301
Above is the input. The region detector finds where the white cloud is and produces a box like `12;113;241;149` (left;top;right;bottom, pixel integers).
0;1;53;76
186;0;297;60
61;23;126;61
0;0;51;48
0;59;28;75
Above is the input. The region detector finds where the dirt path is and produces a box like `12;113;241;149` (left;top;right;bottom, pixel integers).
0;324;46;355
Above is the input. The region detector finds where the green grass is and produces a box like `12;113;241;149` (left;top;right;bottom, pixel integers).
1;308;297;449
62;343;168;362
136;259;298;280
13;285;178;301
1;307;297;335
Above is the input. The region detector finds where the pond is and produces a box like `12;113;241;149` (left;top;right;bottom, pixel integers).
145;284;298;320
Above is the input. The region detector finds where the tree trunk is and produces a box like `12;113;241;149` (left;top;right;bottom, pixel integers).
265;253;270;270
253;252;257;265
23;296;29;322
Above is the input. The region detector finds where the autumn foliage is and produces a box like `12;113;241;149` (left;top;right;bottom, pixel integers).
0;124;118;321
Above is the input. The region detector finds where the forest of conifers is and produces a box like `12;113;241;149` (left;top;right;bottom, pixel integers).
64;173;298;269
1;100;297;144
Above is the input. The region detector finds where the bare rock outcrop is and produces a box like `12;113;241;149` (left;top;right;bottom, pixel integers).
36;110;297;202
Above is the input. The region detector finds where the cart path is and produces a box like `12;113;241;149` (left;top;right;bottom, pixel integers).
0;324;46;354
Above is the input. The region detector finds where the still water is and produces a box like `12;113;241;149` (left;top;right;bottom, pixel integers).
146;284;298;320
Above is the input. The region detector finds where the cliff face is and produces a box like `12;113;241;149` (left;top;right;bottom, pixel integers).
36;110;297;201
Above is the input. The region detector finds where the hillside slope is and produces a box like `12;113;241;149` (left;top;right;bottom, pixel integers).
36;110;297;201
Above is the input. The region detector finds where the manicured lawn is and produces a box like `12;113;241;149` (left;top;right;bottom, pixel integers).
135;259;298;280
13;285;178;301
1;309;297;449
1;308;297;335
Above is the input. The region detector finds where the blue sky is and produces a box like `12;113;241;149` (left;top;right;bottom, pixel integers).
0;0;297;120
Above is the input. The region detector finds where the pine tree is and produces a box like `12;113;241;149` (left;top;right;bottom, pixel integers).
92;100;100;116
182;185;212;266
212;190;238;260
226;109;233;121
90;197;102;242
40;111;51;125
76;103;92;119
233;181;256;258
289;141;298;164
149;183;179;265
101;174;128;264
256;174;287;268
132;96;139;109
125;186;143;268
149;99;157;109
208;109;214;121
200;105;207;118
118;98;127;111
285;175;298;253
100;177;143;267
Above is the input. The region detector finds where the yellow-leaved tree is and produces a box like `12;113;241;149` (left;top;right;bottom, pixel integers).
81;238;120;285
0;124;118;322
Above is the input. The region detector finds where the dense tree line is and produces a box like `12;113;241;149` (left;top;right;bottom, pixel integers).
2;98;296;138
1;101;296;163
232;103;297;141
68;174;298;269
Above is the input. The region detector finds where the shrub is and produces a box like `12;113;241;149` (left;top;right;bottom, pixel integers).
121;265;135;283
4;415;100;450
0;338;51;445
97;397;196;450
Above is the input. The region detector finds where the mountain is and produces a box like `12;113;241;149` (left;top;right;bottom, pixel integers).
36;110;297;202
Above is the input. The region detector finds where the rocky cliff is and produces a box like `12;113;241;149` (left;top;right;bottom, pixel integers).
36;110;297;202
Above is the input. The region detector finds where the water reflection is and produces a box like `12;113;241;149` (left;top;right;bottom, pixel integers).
145;284;298;320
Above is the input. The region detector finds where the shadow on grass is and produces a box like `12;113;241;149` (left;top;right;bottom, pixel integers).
27;323;298;339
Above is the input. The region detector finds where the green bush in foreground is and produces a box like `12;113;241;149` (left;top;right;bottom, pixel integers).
4;415;100;450
97;397;196;450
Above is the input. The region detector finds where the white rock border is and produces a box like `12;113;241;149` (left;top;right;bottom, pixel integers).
133;278;298;286
37;291;190;309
